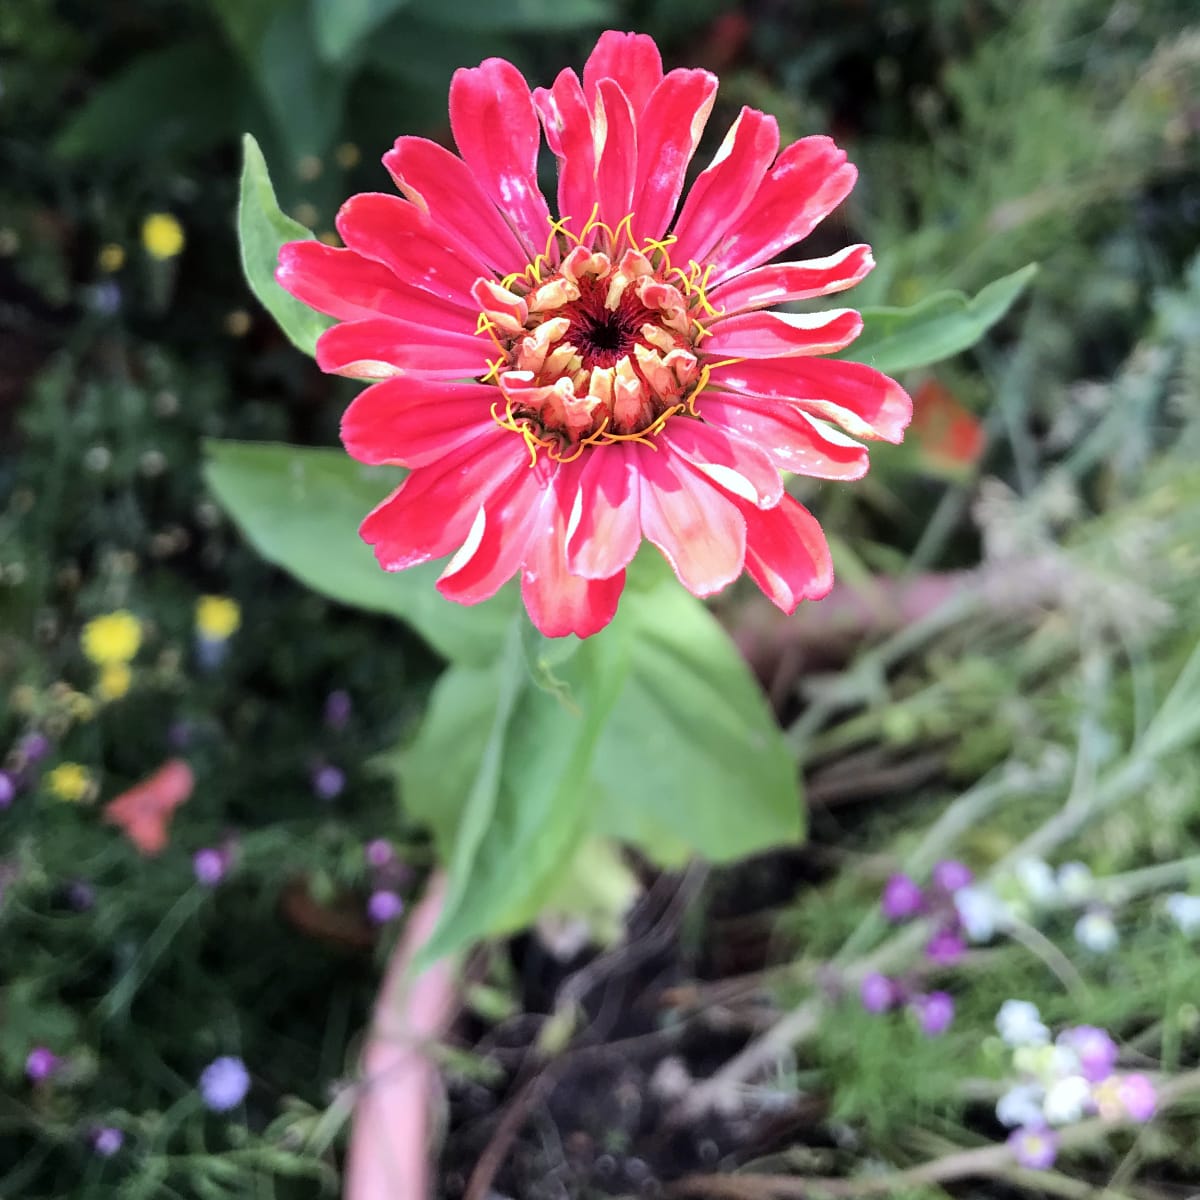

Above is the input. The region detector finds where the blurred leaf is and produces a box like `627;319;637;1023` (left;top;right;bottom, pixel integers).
590;576;803;865
541;837;641;948
215;0;346;161
848;263;1039;375
401;564;802;960
411;0;611;32
53;41;246;162
237;134;333;356
309;0;413;64
203;440;514;664
409;622;630;965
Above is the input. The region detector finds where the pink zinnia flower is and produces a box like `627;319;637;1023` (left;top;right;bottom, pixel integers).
277;31;911;637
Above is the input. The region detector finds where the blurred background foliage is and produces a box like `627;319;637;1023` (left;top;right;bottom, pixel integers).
2;0;1200;1197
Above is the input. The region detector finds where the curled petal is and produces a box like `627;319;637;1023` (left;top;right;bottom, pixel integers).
449;58;552;256
341;379;497;467
740;494;834;612
382;137;527;273
631;68;718;243
592;79;638;232
582;30;663;116
705;308;863;359
705;136;858;285
697;393;870;480
635;443;746;596
566;443;642;580
669;107;780;267
707;245;875;316
316;317;486;380
335;193;485;309
360;432;530;571
533;70;596;234
710;356;913;443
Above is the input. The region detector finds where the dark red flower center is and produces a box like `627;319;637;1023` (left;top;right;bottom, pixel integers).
561;278;654;371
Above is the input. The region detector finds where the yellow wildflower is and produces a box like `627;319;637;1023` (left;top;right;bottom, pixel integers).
65;691;97;722
47;762;92;803
141;213;185;261
82;610;142;666
97;662;132;702
98;243;125;272
196;595;241;641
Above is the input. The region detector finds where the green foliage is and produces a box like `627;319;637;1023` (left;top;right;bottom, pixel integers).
390;560;803;958
848;264;1039;375
236;135;334;356
203;440;512;663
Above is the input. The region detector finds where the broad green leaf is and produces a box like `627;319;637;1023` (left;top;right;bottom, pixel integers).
590;576;803;865
847;263;1039;376
412;0;611;32
203;440;514;664
541;837;641;948
237;134;334;356
409;625;631;965
54;42;247;163
310;0;413;64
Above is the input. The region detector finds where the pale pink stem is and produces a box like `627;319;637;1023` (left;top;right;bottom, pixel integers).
344;871;457;1200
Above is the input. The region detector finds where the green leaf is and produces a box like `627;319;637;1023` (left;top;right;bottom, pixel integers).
237;134;334;356
410;0;611;32
847;263;1039;375
309;0;413;64
203;440;514;663
590;576;803;865
409;623;631;965
54;41;248;163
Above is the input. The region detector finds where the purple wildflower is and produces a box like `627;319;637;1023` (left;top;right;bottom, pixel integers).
925;926;966;966
859;972;896;1014
199;1056;250;1112
20;732;51;763
1117;1074;1157;1123
92;1127;124;1157
882;873;923;921
364;838;394;869
912;991;955;1037
324;689;352;730
367;889;404;924
25;1047;60;1082
1059;1026;1118;1083
312;764;345;801
932;859;973;894
66;880;96;911
0;770;14;809
1009;1125;1058;1170
193;848;227;887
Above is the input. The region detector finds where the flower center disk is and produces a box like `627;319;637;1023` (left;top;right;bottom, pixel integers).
474;225;718;464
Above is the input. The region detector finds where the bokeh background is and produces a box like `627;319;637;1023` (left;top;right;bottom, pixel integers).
3;1;1200;1197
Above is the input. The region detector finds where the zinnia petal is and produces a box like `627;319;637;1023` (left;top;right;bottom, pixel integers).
449;58;552;256
533;69;596;234
741;494;834;612
382;137;528;273
630;68;718;242
668;106;780;267
582;30;663;116
278;242;472;327
360;433;531;571
341;379;499;467
316;317;486;380
710;356;913;443
706;245;875;316
566;444;643;580
592;79;638;231
521;460;625;637
704;308;863;359
704;136;858;285
635;444;747;596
